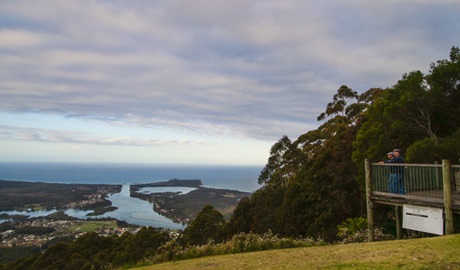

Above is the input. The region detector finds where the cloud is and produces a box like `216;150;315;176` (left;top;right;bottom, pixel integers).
0;0;459;143
0;125;201;147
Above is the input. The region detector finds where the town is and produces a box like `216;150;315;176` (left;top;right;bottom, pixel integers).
0;215;142;248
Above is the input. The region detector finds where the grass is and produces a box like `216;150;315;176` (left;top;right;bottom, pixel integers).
69;220;118;232
132;234;460;270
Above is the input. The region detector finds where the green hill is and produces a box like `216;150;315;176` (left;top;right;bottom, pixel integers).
132;234;460;270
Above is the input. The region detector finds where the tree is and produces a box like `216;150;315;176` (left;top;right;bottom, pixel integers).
115;227;170;264
282;86;367;239
181;205;225;246
247;86;371;240
227;197;252;235
258;135;303;190
425;46;460;137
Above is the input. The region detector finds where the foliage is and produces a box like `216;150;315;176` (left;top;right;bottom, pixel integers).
231;85;379;241
181;205;226;246
337;227;395;244
0;246;41;264
148;230;324;266
337;217;368;239
406;128;460;163
1;228;324;269
354;46;460;164
336;217;394;244
2;227;171;270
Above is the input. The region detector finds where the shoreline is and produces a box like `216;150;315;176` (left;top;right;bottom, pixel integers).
1;179;251;226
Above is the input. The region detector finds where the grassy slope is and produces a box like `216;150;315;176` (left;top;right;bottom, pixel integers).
132;234;460;270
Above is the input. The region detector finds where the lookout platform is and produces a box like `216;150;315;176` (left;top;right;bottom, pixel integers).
365;160;460;240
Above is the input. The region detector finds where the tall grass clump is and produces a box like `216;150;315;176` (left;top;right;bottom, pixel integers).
146;230;325;266
336;217;395;244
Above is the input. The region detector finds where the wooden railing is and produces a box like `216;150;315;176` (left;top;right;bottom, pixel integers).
365;159;460;241
371;163;460;196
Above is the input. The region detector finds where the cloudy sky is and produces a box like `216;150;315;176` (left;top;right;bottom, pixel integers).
1;0;459;165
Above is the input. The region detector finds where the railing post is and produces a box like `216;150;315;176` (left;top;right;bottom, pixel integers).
365;159;374;242
395;206;402;239
442;159;454;235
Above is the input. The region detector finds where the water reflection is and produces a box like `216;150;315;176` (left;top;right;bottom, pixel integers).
64;209;94;219
96;184;186;229
0;209;58;224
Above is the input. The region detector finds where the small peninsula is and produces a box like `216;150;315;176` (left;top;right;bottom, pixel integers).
130;179;251;223
0;179;121;213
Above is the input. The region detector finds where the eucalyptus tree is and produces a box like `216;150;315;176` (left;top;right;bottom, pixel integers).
281;86;380;239
181;205;226;246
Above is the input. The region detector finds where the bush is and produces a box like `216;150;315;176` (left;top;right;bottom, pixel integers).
148;230;324;265
337;217;394;244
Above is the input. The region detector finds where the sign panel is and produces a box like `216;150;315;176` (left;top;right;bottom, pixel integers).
402;204;443;235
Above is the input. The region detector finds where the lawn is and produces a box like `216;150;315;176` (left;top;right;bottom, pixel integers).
132;234;460;270
69;220;118;232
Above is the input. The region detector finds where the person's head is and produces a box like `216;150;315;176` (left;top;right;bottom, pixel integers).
393;149;401;156
387;152;394;158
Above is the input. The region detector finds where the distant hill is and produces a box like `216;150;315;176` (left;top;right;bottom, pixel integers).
132;178;203;188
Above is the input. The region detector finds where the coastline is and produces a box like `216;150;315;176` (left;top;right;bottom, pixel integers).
1;179;251;226
0;162;262;192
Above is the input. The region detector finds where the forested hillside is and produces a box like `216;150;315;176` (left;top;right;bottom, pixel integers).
227;46;460;241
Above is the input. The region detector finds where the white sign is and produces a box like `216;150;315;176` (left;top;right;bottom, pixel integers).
402;204;443;235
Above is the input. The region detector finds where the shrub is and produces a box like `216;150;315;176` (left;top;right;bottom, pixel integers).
148;230;324;265
337;217;394;244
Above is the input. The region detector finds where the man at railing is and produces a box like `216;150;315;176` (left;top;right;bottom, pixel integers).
379;150;405;194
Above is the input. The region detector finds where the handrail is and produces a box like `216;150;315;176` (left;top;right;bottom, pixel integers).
370;163;456;195
372;162;442;167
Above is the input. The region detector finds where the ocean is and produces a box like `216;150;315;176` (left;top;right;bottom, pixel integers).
0;162;263;192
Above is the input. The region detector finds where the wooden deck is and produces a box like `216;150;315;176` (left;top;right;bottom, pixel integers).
365;160;460;238
371;190;460;213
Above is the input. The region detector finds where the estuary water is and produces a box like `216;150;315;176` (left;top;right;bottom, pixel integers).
66;184;188;229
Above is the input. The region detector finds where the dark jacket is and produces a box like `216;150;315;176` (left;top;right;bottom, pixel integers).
385;156;404;174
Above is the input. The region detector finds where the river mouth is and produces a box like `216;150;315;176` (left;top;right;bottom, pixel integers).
1;184;187;230
95;184;187;229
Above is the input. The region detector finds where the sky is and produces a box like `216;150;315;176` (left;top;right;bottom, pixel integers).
1;0;459;166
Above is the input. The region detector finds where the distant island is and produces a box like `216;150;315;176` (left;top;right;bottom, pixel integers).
131;178;203;188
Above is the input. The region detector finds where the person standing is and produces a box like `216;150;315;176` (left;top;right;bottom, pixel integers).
386;149;405;194
380;150;405;194
392;148;404;163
